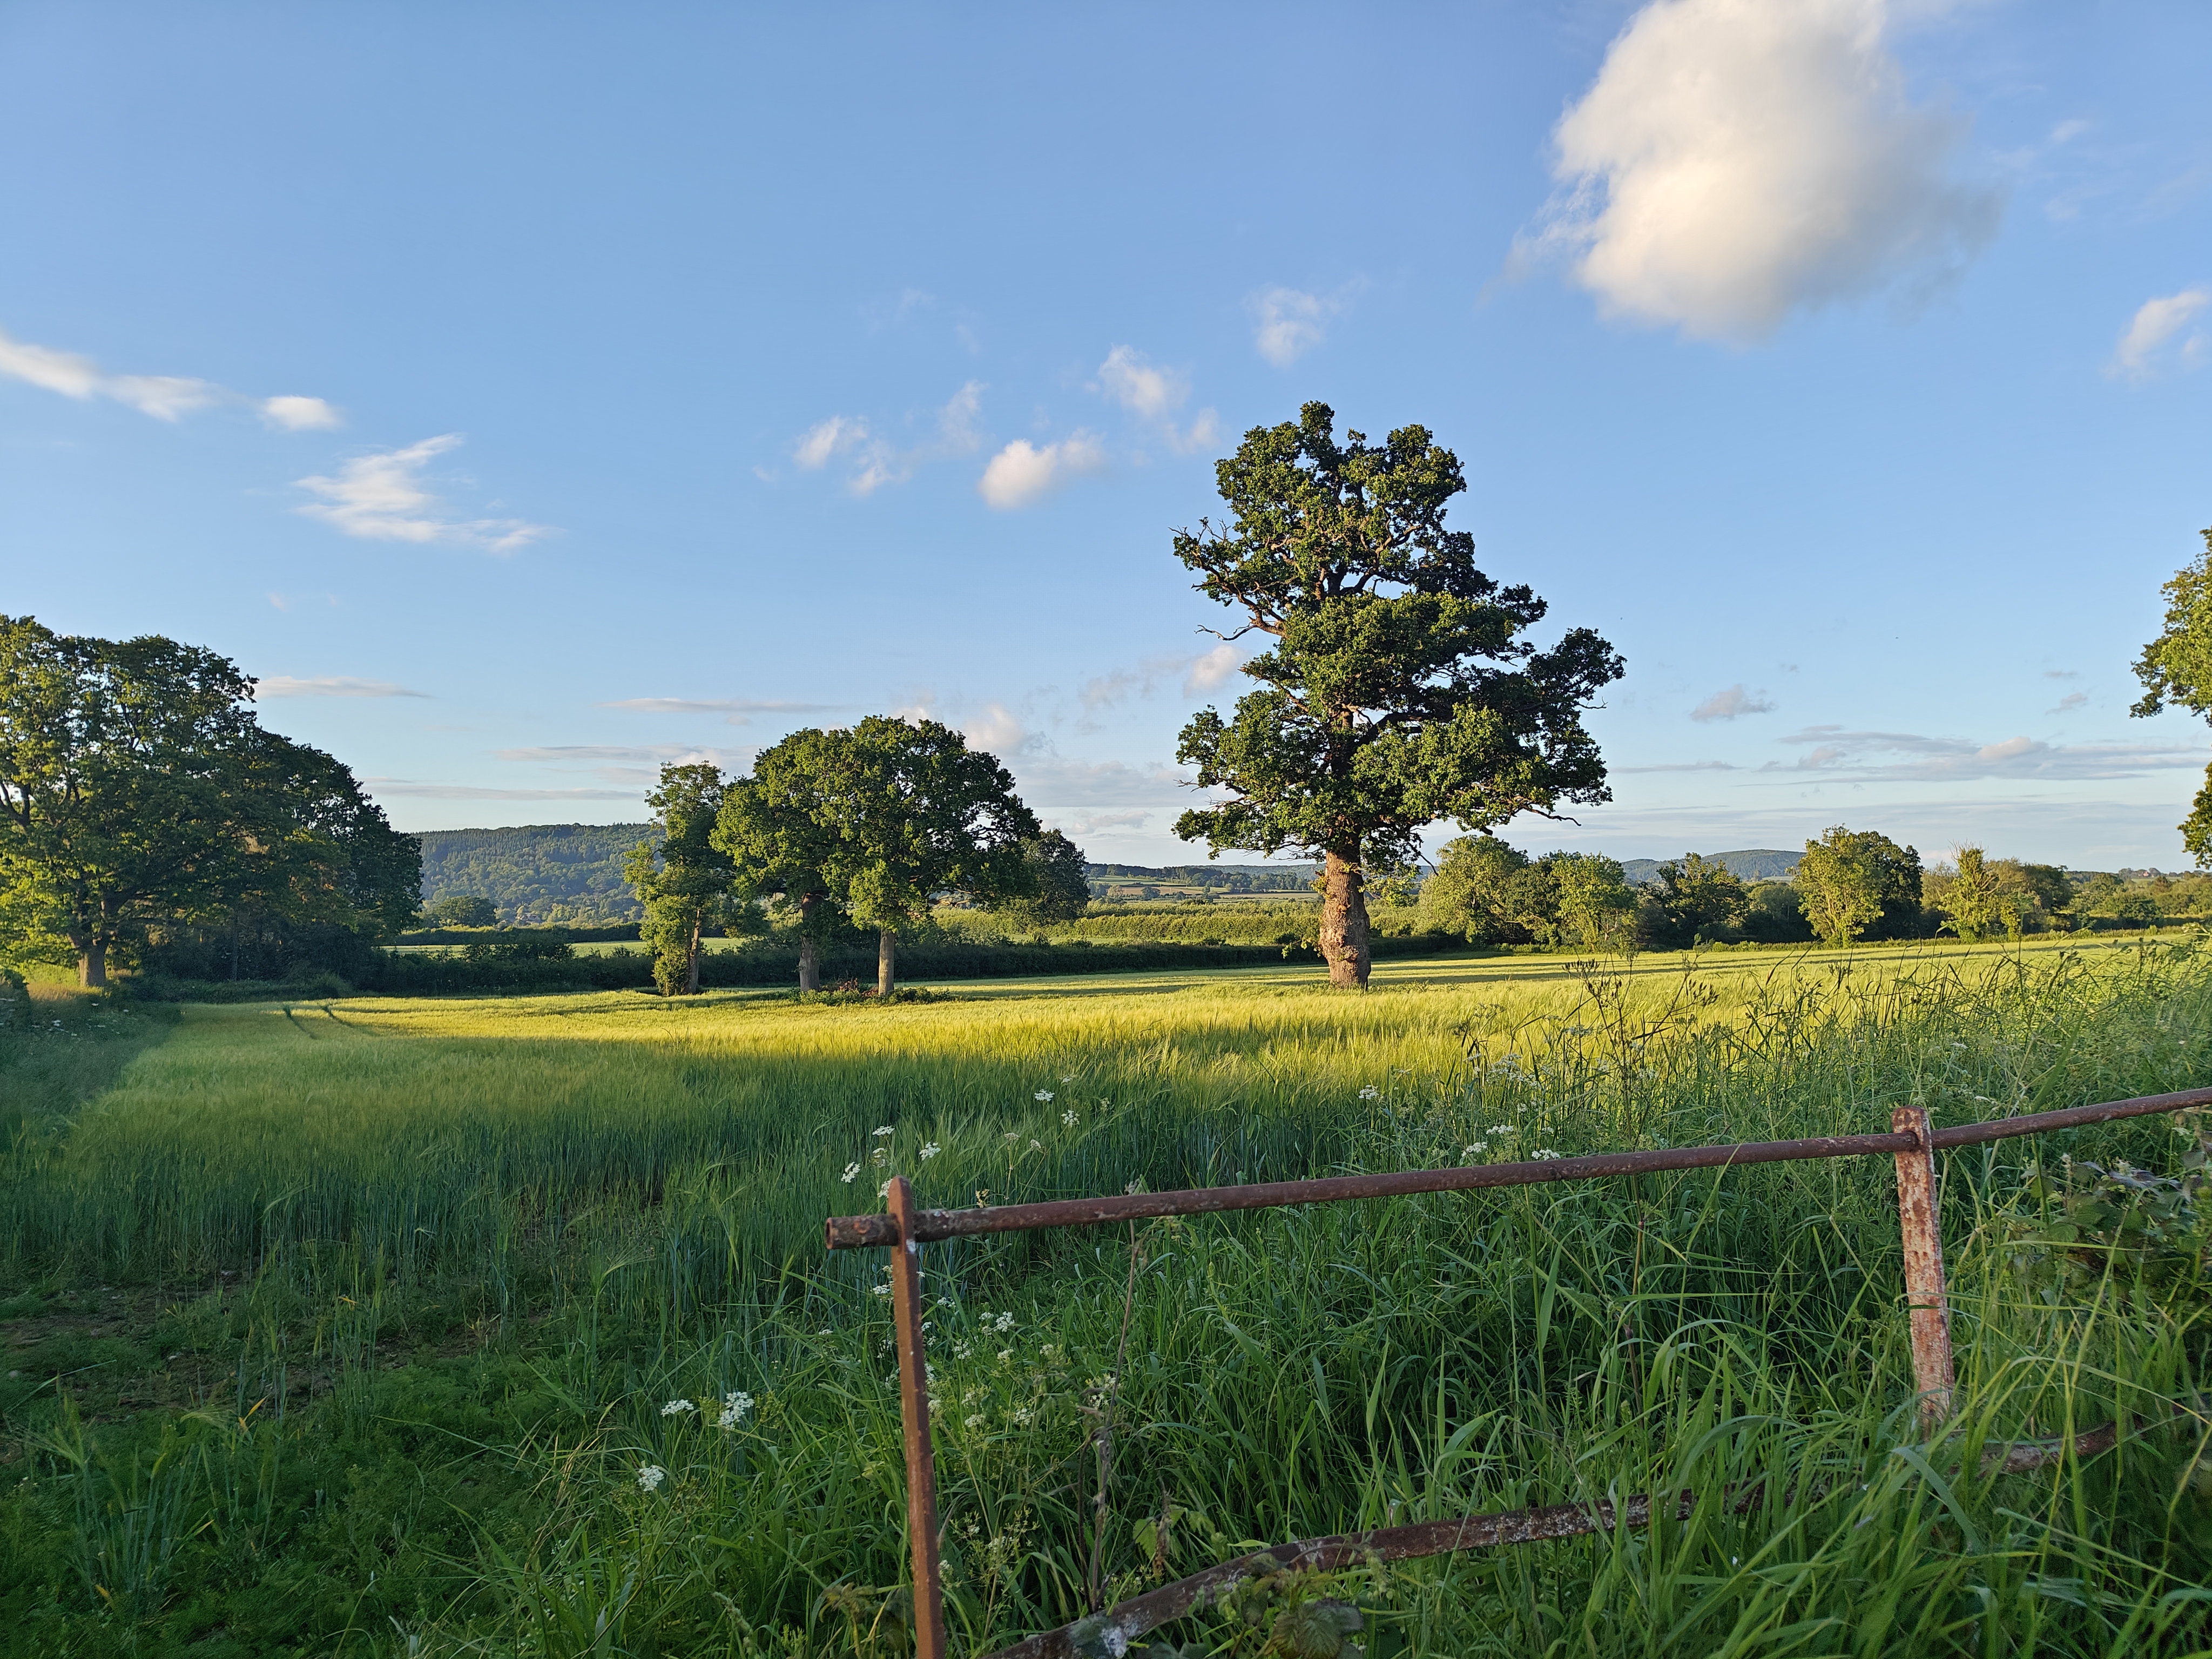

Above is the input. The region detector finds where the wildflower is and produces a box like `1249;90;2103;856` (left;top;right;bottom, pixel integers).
1489;1124;1510;1136
1464;1142;1488;1157
871;1146;889;1167
872;1283;893;1296
1009;1405;1037;1426
1533;1148;1560;1161
1062;1109;1077;1127
992;1311;1015;1332
874;1125;895;1137
660;1398;696;1417
955;1343;973;1360
637;1465;667;1493
920;1141;942;1160
878;1181;892;1199
1029;1139;1043;1152
1035;1090;1055;1102
1124;1178;1144;1195
717;1391;754;1428
840;1162;861;1183
1359;1085;1380;1101
1061;1074;1076;1083
966;1413;988;1429
998;1350;1014;1365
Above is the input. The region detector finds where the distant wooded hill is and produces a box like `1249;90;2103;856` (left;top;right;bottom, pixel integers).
1617;849;1802;887
414;823;1801;925
416;824;653;925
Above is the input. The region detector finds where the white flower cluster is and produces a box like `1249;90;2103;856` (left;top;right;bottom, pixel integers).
1035;1090;1055;1103
636;1465;667;1493
1062;1110;1077;1128
874;1125;895;1137
841;1162;861;1183
1462;1142;1488;1158
660;1398;696;1417
920;1142;942;1160
717;1391;753;1429
1358;1085;1380;1101
1533;1148;1560;1161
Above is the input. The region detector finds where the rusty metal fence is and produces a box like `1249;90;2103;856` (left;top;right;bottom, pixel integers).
824;1085;2212;1659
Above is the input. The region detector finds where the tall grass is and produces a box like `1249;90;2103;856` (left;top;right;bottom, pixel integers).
4;941;2211;1654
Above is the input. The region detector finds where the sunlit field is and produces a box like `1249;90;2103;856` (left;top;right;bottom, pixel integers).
5;938;2212;1655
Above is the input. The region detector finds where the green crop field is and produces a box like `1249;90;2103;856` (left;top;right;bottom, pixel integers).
4;938;2212;1656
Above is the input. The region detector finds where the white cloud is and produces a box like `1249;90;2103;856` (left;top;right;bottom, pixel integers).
2048;690;2087;714
1523;0;2002;343
257;675;426;698
2109;287;2209;380
977;432;1105;509
261;395;344;430
794;415;867;470
1093;347;1218;455
791;382;987;495
1054;810;1151;835
1771;725;2207;783
1184;644;1243;694
293;435;551;554
1248;287;1333;366
366;783;642;801
1690;684;1776;721
962;703;1028;754
1013;758;1190;806
0;323;331;425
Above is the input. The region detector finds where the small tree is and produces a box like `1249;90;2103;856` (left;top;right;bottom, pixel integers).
1931;846;2004;942
990;830;1091;930
1554;853;1635;952
1797;826;1920;947
715;729;852;992
624;763;750;995
1172;404;1624;987
427;895;499;929
1417;835;1530;945
1642;852;1748;949
2132;527;2212;863
808;717;1038;994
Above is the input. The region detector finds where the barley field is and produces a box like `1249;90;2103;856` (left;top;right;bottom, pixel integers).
3;938;2211;1655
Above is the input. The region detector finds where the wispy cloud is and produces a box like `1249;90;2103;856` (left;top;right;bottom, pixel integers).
1184;643;1243;694
293;435;552;554
962;703;1030;754
2109;287;2209;380
492;742;755;787
977;431;1106;509
1052;810;1151;835
1093;346;1218;455
0;323;341;426
2048;691;2088;714
790;381;988;496
1247;286;1340;367
1012;757;1192;806
1772;725;2207;783
1516;0;2001;342
257;675;427;698
1691;683;1776;721
366;783;642;801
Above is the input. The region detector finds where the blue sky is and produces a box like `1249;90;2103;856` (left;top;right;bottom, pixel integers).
4;1;2208;871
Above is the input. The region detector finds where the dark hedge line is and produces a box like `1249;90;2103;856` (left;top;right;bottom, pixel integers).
122;932;1472;999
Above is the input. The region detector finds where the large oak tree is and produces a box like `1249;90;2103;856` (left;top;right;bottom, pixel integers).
713;727;852;992
1172;404;1625;986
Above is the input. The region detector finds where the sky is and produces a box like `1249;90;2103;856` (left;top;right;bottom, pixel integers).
3;0;2209;872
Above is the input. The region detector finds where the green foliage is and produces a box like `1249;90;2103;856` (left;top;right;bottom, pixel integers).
424;894;499;928
1172;403;1623;984
0;615;417;988
992;830;1092;928
715;728;858;989
415;822;652;925
2006;1107;2212;1298
1736;879;1814;944
1414;837;1530;945
1550;853;1634;952
1636;852;1748;950
1796;825;1923;946
626;764;754;996
2130;527;2212;864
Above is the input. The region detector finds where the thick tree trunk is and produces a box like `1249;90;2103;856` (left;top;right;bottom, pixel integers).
797;894;820;993
79;940;107;990
685;915;703;995
878;928;896;997
1319;846;1371;988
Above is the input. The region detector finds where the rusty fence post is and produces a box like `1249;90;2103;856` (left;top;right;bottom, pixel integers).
1890;1104;1955;1429
887;1176;948;1659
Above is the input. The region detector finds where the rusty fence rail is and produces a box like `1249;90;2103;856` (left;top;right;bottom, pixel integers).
824;1085;2212;1659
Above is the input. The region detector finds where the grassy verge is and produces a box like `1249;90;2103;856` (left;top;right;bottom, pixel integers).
3;942;2211;1654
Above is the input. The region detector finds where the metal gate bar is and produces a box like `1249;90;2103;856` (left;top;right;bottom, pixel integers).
826;1084;2212;1659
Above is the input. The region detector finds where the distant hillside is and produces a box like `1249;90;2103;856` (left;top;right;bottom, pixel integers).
1618;849;1802;887
1086;862;1318;900
416;824;652;925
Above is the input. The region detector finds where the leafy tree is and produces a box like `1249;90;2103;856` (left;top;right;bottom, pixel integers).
2131;527;2212;862
1172;403;1624;987
1554;853;1636;952
806;717;1039;994
624;763;752;995
992;830;1091;929
1738;880;1814;944
0;617;414;988
1640;852;1748;950
1417;835;1532;945
426;895;499;929
713;728;853;992
1933;846;2002;942
2016;863;2074;927
1797;826;1922;947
